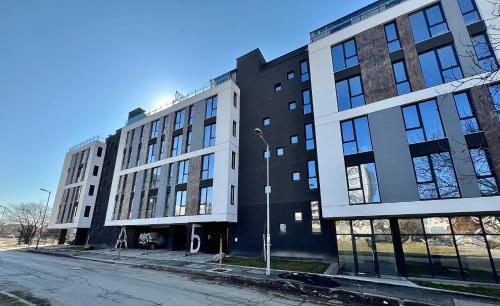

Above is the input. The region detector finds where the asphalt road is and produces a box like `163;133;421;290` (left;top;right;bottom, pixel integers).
0;250;323;306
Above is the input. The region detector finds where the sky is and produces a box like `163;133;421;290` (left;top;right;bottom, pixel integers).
0;0;373;208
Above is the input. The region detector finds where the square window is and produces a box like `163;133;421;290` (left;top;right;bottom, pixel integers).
290;135;298;144
288;102;296;110
276;147;284;156
292;172;301;181
294;212;303;222
274;83;282;92
263;150;270;159
287;71;295;79
263;117;271;126
279;223;287;234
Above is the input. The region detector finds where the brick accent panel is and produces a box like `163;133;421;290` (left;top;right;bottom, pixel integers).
396;15;425;92
138;124;151;166
470;86;500;182
356;24;397;103
185;156;202;216
139;170;151;218
119;174;134;220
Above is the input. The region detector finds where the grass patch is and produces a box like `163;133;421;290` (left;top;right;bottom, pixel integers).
413;280;500;299
222;256;329;274
0;292;30;306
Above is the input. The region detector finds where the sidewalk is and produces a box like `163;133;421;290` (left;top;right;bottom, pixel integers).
26;246;500;306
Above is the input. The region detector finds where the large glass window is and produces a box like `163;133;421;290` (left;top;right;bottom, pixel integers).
419;45;463;87
146;143;156;164
177;160;189;184
412;152;460;200
188;105;194;125
453;92;480;134
150;166;161;189
205;96;217;119
402;100;445;144
308;160;318;190
392;61;411;95
336;75;365;111
384;22;401;53
203;123;216;148
186;131;192;153
341;116;372;155
171;135;183;157
336;221;355;273
300;60;309;82
201;153;215;180
174;190;186;216
174;110;185;130
159;139;166;159
457;0;481;25
469;148;499;196
346;162;380;204
488;84;500;121
472;33;498;72
150;120;159;139
199;186;213;215
145;194;157;218
332;39;359;71
409;4;448;43
303;89;312;114
399;218;433;276
311;201;321;233
305;123;315;150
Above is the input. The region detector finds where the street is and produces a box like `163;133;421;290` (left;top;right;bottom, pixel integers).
0;251;323;306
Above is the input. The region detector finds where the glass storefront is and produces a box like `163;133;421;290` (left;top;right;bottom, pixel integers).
335;215;500;283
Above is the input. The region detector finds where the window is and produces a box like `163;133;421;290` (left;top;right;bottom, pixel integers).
457;0;481;25
263;117;271;126
88;185;95;196
384;22;401;52
287;71;294;79
145;194;157;218
469;148;499;196
135;143;142;166
308;160;318;190
97;147;103;157
150;120;159;139
305;123;315;150
147;143;156;163
294;212;303;222
150;166;161;189
159;140;166;159
453;92;480;134
290;135;298;144
279;224;287;234
472;33;498;72
84;206;91;218
288;101;296;110
231;151;236;170
174;110;185;130
230;185;235;205
203;123;216;148
332;39;359;71
233;92;238;107
186;131;192;153
199;186;213;214
174;190;187;216
168;163;174;181
311;201;321;233
341;116;372;155
419;44;463;87
232;121;237;137
488;84;500;120
276;147;284;156
142;169;149;190
162;116;168;133
201;153;215;180
402;100;445;144
300;60;309;82
92;166;99;176
171;135;183;157
274;83;282;92
392;61;411;95
205;96;217;119
188;105;194;125
409;4;448;43
292;172;301;181
346;163;381;204
412;152;460;200
303;89;312;114
177;160;189;184
336;75;365;111
263;150;270;159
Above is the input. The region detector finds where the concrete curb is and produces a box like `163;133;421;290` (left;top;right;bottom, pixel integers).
0;290;37;306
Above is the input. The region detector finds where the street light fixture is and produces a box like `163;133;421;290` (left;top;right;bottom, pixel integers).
36;188;51;250
253;128;271;276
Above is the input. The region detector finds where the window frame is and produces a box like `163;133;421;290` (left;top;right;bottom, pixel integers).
346;162;381;205
457;0;481;25
203;123;217;148
303;89;312;114
409;3;449;43
419;44;463;87
471;32;499;72
308;160;318;190
174;110;185;130
402;100;446;144
452;91;481;134
340;116;373;155
305;123;315;150
336;75;365;111
300;60;310;82
331;38;359;72
392;60;411;95
201;153;215;180
384;21;401;53
205;95;218;119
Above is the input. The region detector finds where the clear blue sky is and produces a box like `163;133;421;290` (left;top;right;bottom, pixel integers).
0;0;372;207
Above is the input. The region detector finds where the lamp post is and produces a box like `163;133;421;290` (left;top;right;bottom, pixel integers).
36;188;51;250
0;205;7;235
253;128;271;276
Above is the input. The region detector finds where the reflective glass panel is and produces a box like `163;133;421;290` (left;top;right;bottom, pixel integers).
423;217;451;234
456;235;495;282
427;235;461;279
375;235;398;275
337;235;355;273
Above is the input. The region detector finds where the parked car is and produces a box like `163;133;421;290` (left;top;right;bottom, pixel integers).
138;232;165;249
7;234;16;239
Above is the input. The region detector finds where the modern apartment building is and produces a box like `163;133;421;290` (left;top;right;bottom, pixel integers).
49;0;500;282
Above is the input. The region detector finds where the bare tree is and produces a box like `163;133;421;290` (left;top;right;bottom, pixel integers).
7;202;48;245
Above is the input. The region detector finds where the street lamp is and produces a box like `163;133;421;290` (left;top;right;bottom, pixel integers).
253;128;271;276
36;188;51;250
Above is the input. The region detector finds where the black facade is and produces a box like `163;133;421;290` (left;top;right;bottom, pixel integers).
230;47;336;259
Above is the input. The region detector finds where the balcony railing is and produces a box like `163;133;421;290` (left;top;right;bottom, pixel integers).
310;0;406;42
68;136;103;152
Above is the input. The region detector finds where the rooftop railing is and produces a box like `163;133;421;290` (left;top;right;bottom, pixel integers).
309;0;406;42
68;136;103;152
